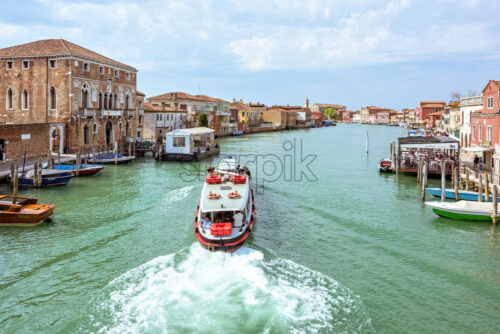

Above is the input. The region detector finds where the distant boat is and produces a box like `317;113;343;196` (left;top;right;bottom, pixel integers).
0;195;55;226
54;164;105;176
378;158;393;173
426;187;499;201
19;169;73;187
89;153;134;164
232;130;244;136
426;200;496;221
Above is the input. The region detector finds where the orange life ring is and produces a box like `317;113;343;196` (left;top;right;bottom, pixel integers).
208;192;221;199
228;191;241;199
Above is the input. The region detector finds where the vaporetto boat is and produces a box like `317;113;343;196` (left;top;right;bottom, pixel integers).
195;158;255;252
425;200;497;221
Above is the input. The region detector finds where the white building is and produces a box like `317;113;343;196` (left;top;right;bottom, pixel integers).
352;113;361;123
164;127;215;157
459;95;482;147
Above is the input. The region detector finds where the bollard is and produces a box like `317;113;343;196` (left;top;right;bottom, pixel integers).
441;160;446;202
492;185;498;224
454;167;459;200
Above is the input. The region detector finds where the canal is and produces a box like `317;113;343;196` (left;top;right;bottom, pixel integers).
0;124;499;333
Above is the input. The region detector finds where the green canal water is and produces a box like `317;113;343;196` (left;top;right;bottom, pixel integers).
1;124;499;333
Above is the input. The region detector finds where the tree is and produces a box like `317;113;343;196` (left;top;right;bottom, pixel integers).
467;89;479;97
449;91;461;101
323;107;341;120
198;113;208;127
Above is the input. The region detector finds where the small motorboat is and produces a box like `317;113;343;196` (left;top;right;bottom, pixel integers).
425;188;499;202
378;158;393;173
54;164;104;176
0;195;55;226
88;153;134;164
232;130;244;136
19;169;73;187
426;200;496;221
195;158;255;252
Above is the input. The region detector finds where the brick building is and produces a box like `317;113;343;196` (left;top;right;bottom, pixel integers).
0;39;140;160
415;101;446;123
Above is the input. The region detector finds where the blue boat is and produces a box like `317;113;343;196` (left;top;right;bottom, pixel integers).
425;187;499;202
54;164;104;176
19;169;73;187
88;153;134;164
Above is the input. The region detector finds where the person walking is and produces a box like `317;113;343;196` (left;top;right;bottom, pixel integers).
474;155;479;170
479;156;484;172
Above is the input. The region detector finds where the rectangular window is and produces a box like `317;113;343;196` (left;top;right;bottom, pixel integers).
473;126;476;139
487;126;492;142
488;97;494;109
173;137;186;147
180;104;187;110
126;72;130;80
479;126;482;141
114;69;119;77
22;60;29;69
83;63;90;71
49;59;57;69
99;66;104;75
6;61;13;70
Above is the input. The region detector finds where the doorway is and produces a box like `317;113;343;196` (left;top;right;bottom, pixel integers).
105;121;113;146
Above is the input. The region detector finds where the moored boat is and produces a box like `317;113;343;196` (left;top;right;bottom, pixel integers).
89;153;134;164
232;130;244;136
54;164;105;176
425;200;495;221
425;187;499;202
378;158;393;173
19;169;73;187
195;158;254;252
0;195;55;226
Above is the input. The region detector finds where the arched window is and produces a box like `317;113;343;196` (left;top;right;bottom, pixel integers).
104;94;108;110
92;122;98;133
109;93;114;110
50;86;57;110
22;89;28;110
114;95;118;110
81;83;89;109
6;88;13;110
98;93;103;110
125;93;130;110
83;125;89;145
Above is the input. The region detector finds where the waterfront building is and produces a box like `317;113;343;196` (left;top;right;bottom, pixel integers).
232;102;267;129
402;109;416;123
415;101;446;123
376;110;397;125
342;111;358;123
272;105;310;127
142;102;187;141
160;127;218;161
310;103;346;114
360;106;387;124
459;95;483;147
352;112;361;123
0;39;140;160
261;108;287;130
470;80;500;171
441;101;460;138
311;111;323;126
136;91;145;142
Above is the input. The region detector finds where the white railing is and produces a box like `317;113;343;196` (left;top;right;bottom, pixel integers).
127;110;136;118
100;110;122;117
81;109;95;118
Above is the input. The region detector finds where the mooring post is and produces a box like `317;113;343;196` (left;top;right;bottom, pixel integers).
441;160;446;202
58;149;61;164
484;172;489;202
465;169;470;191
454;166;459;200
10;161;15;186
76;151;80;177
492;185;498;224
13;161;18;196
478;174;483;202
421;161;427;201
38;157;43;187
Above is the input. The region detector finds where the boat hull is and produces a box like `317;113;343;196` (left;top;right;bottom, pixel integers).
426;188;498;201
431;208;492;221
19;175;73;187
0;205;55;226
54;165;104;176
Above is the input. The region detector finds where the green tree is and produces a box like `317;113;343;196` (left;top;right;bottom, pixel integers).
323;107;341;120
198;113;208;127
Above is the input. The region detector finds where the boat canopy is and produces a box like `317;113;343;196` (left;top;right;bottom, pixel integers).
398;136;459;150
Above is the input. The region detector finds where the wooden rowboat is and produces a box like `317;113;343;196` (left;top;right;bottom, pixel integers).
425;201;496;221
425;187;499;202
0;195;55;226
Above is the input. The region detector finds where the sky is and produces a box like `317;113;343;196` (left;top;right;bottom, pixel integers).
1;0;500;110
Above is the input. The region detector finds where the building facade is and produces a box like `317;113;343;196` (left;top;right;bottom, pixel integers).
0;39;140;160
459;95;483;148
415;101;446;123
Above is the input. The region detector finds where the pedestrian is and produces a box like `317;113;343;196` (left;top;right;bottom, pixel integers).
474;155;479;170
479;157;483;172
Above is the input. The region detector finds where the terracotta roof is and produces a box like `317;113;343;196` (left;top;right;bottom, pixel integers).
312;103;346;108
136;91;146;97
194;95;229;104
230;102;249;109
0;39;136;71
419;101;446;107
143;102;179;112
148;92;205;101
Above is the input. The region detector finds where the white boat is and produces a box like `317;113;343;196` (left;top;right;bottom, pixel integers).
378;158;393;173
425;200;496;221
194;158;255;252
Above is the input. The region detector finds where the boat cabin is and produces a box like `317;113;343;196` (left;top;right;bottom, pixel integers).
165;127;215;155
397;136;459;175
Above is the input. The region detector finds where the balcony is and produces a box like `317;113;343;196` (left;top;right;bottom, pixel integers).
99;109;123;118
127;110;136;118
80;108;96;118
139;109;144;116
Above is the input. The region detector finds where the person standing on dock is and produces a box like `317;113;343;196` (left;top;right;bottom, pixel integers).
479;156;483;172
474;155;479;170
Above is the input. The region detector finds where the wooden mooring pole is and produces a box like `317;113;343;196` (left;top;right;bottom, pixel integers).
441;160;446;202
478;174;483;202
421;161;428;201
465;169;470;191
484;172;489;202
13;161;18;196
492;185;498;224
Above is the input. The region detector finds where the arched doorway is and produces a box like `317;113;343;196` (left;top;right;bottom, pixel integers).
83;125;89;145
105;121;113;146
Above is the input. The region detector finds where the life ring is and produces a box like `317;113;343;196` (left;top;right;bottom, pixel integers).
208;192;221;200
228;191;241;199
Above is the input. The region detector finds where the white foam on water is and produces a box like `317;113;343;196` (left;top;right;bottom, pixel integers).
163;185;195;203
89;244;373;333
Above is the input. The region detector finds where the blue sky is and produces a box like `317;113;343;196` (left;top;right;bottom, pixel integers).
1;0;500;110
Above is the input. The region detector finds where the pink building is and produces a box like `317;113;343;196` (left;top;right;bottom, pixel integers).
416;101;446;123
470;80;500;148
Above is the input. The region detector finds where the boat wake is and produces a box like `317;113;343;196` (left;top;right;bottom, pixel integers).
163;185;196;203
86;244;373;333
